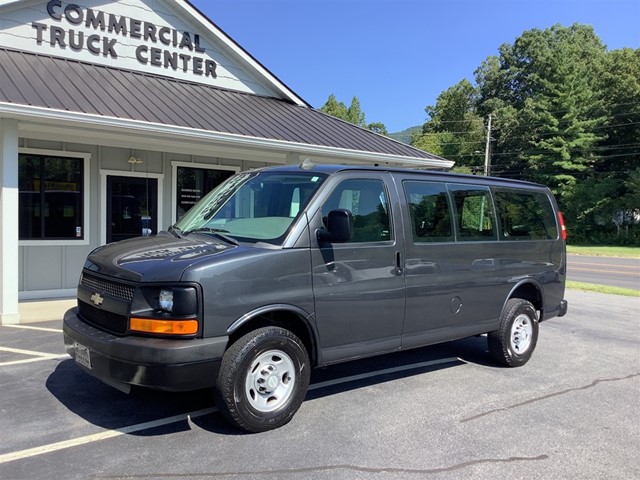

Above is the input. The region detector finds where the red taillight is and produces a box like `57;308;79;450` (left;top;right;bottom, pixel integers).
558;211;567;240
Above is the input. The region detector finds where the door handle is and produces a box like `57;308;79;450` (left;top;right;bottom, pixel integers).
395;251;403;276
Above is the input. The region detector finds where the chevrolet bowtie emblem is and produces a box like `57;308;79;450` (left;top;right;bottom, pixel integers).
90;293;104;306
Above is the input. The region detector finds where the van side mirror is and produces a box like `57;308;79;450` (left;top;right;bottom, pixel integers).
317;209;353;243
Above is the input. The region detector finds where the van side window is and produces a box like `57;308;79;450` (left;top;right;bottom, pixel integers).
493;188;559;240
449;185;497;241
322;179;391;242
403;181;453;243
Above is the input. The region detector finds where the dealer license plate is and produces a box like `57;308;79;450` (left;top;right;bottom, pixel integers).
75;343;92;370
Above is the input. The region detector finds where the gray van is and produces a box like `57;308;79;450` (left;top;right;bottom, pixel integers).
63;163;568;432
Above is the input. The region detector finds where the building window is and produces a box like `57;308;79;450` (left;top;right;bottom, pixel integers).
19;153;84;240
176;166;235;221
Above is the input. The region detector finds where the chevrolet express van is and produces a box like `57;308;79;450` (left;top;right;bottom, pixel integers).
64;163;568;432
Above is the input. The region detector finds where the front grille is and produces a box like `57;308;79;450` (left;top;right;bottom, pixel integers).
81;272;135;301
78;300;128;335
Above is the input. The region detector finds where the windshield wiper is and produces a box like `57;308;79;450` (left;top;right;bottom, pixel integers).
185;227;239;246
168;225;184;238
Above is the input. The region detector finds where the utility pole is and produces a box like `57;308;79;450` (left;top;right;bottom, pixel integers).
484;114;492;176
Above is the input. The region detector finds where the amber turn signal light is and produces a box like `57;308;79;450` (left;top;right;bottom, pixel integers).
129;318;198;335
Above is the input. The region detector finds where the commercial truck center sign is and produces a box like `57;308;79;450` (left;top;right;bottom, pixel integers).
31;0;218;78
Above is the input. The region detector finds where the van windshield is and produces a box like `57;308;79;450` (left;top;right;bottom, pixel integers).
174;170;327;245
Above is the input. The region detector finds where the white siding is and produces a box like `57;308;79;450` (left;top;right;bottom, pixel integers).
0;0;276;96
15;136;270;298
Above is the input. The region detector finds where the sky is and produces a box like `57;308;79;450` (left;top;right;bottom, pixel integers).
189;0;640;133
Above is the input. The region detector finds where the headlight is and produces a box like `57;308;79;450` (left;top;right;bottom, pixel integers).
130;286;200;336
159;288;174;312
133;285;199;316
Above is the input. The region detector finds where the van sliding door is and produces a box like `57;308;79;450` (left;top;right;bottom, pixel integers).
401;181;503;348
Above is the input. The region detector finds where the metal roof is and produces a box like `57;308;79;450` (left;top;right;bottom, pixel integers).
0;48;447;164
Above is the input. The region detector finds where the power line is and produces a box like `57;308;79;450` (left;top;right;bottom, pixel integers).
443;150;640;160
416;121;640;146
423;109;640;133
428;101;640;124
481;144;640;157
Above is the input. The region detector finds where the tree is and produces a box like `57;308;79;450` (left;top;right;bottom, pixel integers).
413;79;485;169
593;48;640;238
478;25;608;193
367;122;388;135
345;96;366;127
600;48;640;174
320;94;388;135
416;24;640;242
320;94;349;120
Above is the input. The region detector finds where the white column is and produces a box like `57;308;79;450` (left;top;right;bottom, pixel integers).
0;118;20;325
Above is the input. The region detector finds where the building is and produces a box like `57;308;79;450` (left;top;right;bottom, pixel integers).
0;0;452;324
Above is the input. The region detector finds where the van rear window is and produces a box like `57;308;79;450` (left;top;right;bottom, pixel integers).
404;181;558;244
492;188;558;240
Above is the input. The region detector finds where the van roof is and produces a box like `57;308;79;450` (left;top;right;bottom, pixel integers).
261;163;550;190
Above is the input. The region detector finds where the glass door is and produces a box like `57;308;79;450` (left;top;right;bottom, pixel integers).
106;175;157;244
175;166;235;222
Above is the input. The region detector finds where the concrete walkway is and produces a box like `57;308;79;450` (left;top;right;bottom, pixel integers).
18;298;76;323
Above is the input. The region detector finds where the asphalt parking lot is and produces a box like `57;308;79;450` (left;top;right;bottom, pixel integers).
1;289;638;480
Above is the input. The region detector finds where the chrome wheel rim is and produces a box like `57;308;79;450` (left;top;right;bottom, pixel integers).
510;314;533;354
245;350;296;413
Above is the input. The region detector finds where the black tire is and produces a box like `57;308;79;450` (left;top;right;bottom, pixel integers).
488;298;539;367
215;326;310;433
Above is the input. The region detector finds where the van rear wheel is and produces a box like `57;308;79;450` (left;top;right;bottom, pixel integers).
215;326;310;432
488;298;539;367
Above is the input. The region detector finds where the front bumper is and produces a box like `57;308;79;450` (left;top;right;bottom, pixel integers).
63;307;228;392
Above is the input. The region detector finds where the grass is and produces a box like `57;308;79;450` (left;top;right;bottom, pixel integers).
566;245;640;258
566;280;640;297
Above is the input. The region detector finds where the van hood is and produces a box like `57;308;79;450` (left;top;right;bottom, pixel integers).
83;231;236;282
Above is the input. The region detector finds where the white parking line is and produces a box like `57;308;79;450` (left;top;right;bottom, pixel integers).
2;325;63;333
0;346;68;367
0;355;68;367
308;357;460;391
0;346;63;358
0;356;461;464
0;408;216;464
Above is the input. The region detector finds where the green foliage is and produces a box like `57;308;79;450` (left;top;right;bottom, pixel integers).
480;24;609;192
566;245;640;258
346;96;366;127
319;94;388;135
389;126;421;144
320;94;348;120
414;23;640;245
623;170;640;214
413;79;485;167
566;281;640;297
450;165;474;174
367;122;388;135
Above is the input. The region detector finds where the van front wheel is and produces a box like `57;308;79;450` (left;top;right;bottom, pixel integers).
488;298;539;367
215;327;310;432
